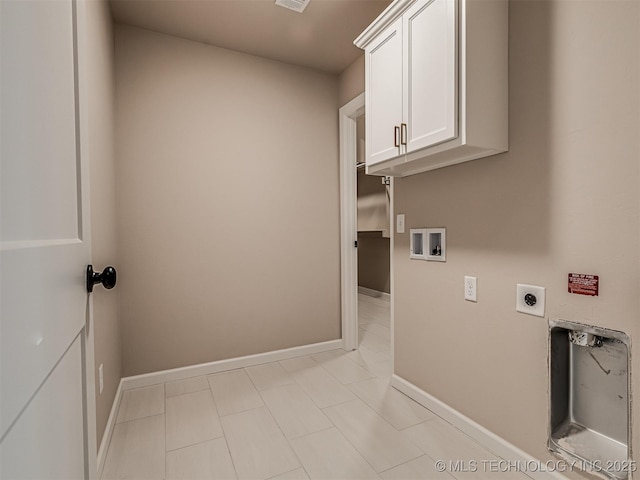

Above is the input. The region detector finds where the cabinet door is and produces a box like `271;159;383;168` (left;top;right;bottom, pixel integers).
403;0;457;152
365;18;403;166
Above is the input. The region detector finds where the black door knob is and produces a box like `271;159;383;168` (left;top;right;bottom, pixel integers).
87;265;117;293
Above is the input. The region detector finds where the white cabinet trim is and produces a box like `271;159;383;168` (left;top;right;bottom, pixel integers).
354;0;415;49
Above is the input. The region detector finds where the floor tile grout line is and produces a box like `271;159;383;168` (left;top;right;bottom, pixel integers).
320;397;426;474
408;413;498;458
311;352;377;386
305;424;379;478
376;453;430;475
216;403;244;480
250;356;324;477
206;369;264;418
398;417;515;478
163;378;234;478
241;361;309;476
215;403;265;418
317;416;383;477
219;432;240;480
206;373;220;417
254;356;378;478
244;361;297;392
242;364;264;397
294;376;356;412
165;383;210;399
259;396;304;477
343;346;387;370
347;378;440;431
258;380;336;442
113;411;166;426
221;403;303;479
164;432;226;454
267;464;313;480
398;416;439;432
286;423;335;442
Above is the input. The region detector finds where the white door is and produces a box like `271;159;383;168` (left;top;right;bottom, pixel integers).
1;0;94;478
403;0;457;152
365;18;403;166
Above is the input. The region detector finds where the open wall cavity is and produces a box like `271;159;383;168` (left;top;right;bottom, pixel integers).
549;320;631;480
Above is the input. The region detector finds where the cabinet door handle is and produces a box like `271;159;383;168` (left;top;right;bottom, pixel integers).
394;126;400;147
401;123;407;146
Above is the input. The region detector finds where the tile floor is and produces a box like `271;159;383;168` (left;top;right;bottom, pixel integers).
101;294;532;479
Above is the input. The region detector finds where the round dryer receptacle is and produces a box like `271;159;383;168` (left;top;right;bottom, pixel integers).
524;293;537;306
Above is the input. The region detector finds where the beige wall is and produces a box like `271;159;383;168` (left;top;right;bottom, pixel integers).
356;111;391;294
394;0;640;473
86;0;120;445
115;25;341;376
358;234;390;294
338;54;364;107
357;164;390;294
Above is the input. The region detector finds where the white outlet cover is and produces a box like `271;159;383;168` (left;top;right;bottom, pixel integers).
516;284;545;317
464;276;477;302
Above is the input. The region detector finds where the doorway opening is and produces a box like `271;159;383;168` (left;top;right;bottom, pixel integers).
356;114;391;363
339;94;393;371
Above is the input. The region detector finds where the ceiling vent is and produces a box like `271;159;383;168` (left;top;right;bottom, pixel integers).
275;0;310;13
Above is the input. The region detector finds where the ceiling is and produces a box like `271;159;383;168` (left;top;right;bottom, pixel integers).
109;0;392;75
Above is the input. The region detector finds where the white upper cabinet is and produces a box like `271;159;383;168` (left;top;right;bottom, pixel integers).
355;0;508;177
366;18;403;165
403;0;457;153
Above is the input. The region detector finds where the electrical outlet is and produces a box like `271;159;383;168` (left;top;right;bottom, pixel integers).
99;364;104;395
516;284;545;317
465;276;477;302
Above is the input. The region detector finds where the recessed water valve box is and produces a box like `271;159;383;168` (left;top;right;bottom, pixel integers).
549;320;631;480
426;228;446;262
410;228;427;260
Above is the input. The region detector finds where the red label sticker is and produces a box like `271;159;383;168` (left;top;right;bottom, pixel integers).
568;273;599;296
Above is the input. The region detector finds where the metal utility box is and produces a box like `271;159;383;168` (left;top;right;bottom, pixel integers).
549;320;631;480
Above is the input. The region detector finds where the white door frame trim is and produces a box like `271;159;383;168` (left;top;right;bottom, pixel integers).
75;0;98;475
339;93;365;351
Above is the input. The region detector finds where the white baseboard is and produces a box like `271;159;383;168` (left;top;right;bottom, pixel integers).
391;375;569;480
96;339;342;474
122;339;343;390
96;378;123;477
358;286;391;299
